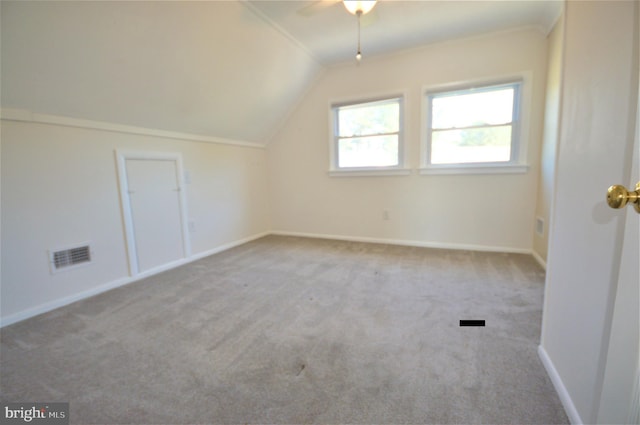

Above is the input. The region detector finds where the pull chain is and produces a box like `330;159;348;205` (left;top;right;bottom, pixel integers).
356;10;362;62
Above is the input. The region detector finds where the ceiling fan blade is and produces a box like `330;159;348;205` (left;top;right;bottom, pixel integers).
297;0;342;17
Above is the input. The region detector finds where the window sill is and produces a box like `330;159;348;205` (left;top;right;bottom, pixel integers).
328;168;412;177
419;163;529;175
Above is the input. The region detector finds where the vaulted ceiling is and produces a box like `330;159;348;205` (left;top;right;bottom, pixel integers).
1;1;322;145
1;1;562;145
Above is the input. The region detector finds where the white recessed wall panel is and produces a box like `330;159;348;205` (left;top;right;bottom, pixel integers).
125;158;186;273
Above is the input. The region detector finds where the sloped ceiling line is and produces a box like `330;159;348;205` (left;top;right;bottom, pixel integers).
240;0;324;67
0;1;323;146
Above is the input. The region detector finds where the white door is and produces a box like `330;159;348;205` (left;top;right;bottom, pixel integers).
126;159;185;273
540;2;638;424
597;69;640;424
123;157;188;274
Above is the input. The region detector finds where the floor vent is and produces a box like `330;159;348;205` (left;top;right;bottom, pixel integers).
50;245;92;273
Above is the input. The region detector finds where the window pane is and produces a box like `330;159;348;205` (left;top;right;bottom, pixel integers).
338;135;399;168
430;125;512;164
338;100;399;137
431;87;514;129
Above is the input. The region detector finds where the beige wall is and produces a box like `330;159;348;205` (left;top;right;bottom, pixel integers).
267;28;548;252
533;18;564;265
1;118;270;323
1;26;553;325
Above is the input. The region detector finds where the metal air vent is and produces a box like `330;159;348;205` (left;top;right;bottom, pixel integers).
49;244;92;273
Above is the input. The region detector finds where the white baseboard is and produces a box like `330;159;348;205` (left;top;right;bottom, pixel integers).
271;230;533;254
538;345;583;424
532;250;547;270
1;230;533;327
189;231;270;261
0;231;269;328
0;276;133;328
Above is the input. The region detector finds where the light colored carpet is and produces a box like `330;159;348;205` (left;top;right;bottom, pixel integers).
1;235;568;424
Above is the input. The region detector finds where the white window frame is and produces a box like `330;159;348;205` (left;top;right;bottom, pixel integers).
329;94;410;177
420;77;530;175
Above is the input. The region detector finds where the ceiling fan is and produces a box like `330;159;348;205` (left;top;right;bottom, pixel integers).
298;0;377;17
297;0;379;61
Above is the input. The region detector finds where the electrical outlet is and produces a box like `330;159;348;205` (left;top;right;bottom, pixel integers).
535;217;544;236
383;210;390;220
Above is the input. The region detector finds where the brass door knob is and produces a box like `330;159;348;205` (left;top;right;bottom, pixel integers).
607;182;640;213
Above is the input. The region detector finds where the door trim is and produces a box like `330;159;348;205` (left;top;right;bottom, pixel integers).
115;150;191;276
